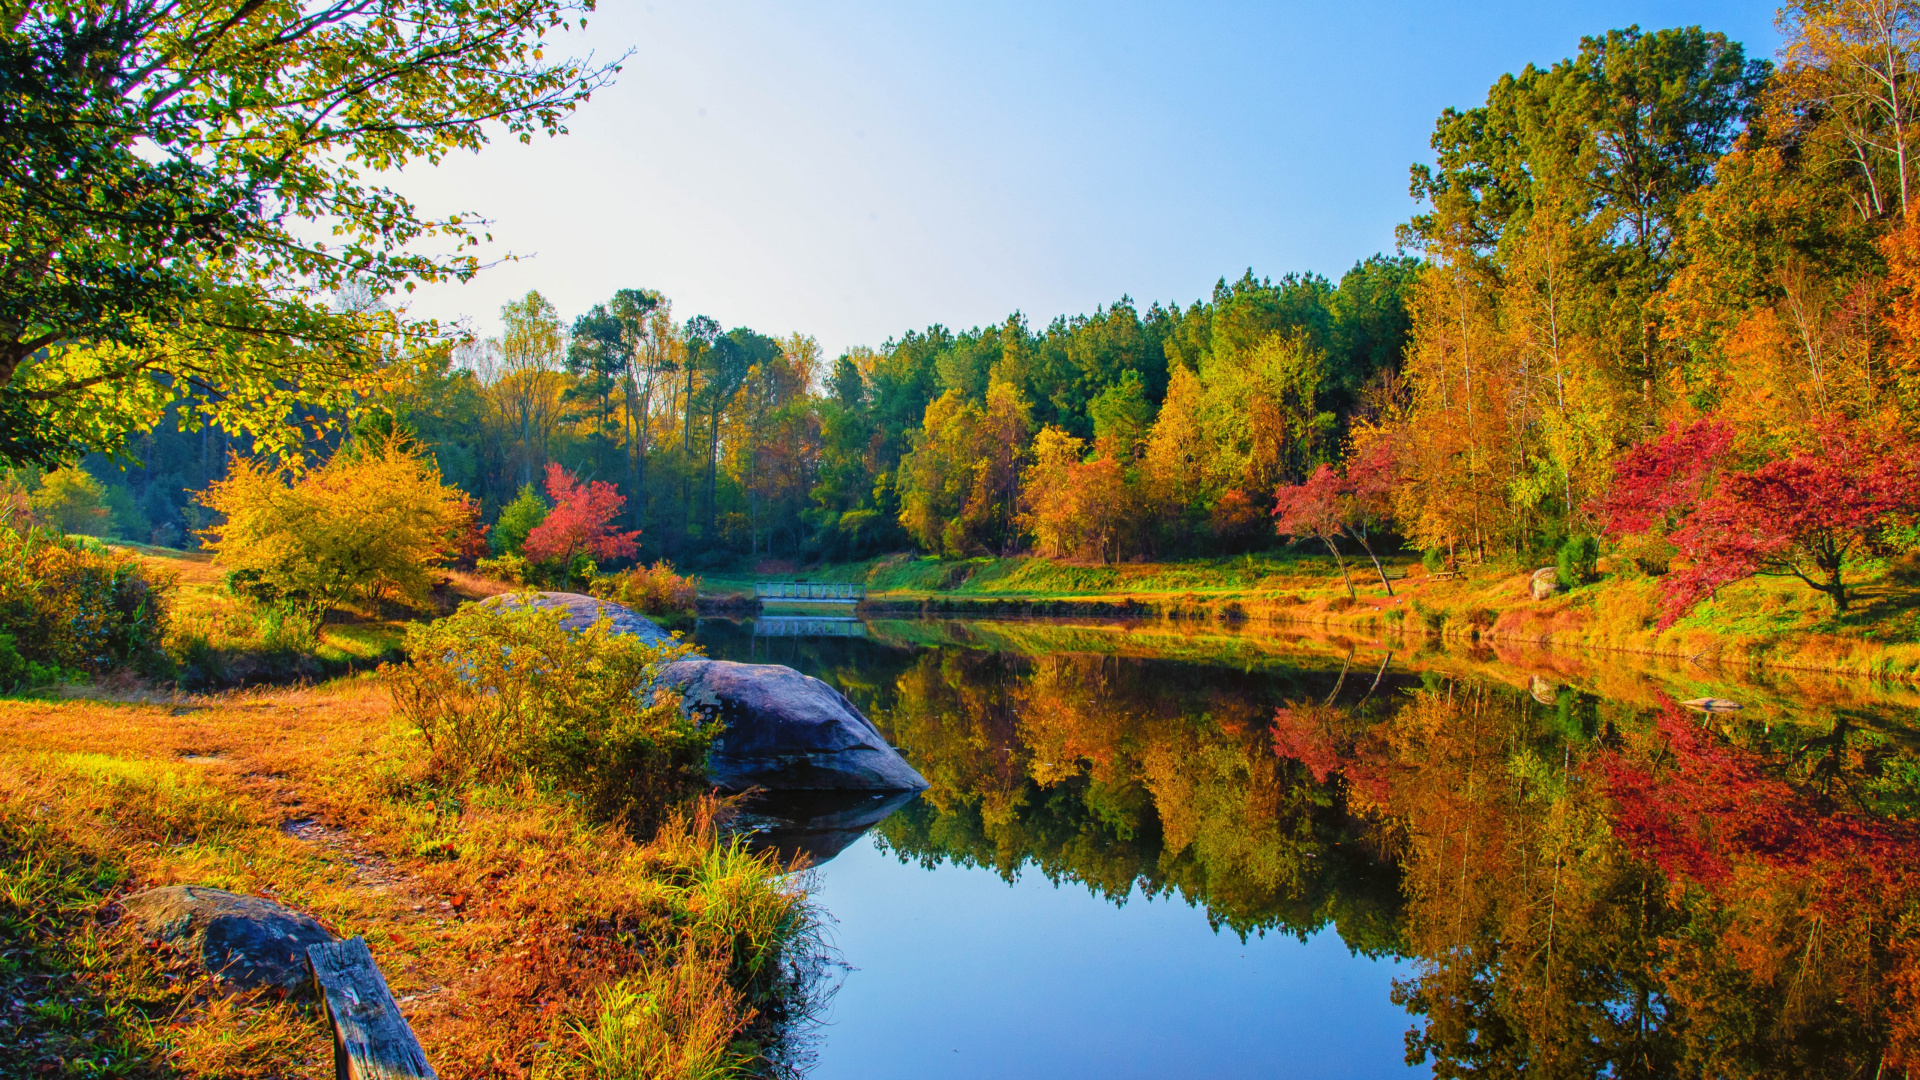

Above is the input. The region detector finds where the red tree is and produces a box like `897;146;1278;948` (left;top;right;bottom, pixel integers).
523;463;640;566
1600;418;1919;624
1273;440;1399;597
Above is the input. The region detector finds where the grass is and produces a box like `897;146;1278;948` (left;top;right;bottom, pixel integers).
0;676;822;1080
101;544;515;689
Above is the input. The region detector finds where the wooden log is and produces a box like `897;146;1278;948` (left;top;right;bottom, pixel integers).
308;937;436;1080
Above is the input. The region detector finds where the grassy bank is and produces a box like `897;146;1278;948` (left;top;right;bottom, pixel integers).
0;676;820;1078
711;551;1920;680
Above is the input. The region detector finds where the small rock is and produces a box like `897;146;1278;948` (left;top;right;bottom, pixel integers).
1529;675;1558;706
120;885;336;994
1680;697;1741;712
1530;567;1563;601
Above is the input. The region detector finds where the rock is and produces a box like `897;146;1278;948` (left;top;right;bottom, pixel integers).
121;885;336;993
1530;567;1563;601
659;658;929;792
1529;675;1558;706
481;591;676;647
1680;697;1742;712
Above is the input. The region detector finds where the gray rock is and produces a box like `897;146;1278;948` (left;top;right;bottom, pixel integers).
121;885;335;993
659;658;929;792
1529;675;1559;706
481;591;677;647
1530;567;1563;601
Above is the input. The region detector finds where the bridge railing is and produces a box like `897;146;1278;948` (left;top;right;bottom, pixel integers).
752;581;865;602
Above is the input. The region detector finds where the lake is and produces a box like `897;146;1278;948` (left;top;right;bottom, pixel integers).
693;615;1920;1079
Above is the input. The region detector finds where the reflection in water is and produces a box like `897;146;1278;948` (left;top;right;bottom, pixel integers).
696;617;1920;1077
734;788;920;863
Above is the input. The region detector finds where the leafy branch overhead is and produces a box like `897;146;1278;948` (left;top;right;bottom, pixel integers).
0;0;621;463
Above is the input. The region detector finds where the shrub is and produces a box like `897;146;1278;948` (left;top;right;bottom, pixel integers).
476;553;533;585
386;599;708;829
198;432;475;625
0;518;173;685
593;561;700;626
1557;534;1599;586
523;463;640;566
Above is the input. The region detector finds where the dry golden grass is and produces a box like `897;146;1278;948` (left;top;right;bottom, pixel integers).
0;676;813;1080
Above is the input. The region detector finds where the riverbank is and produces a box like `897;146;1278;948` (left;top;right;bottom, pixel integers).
706;552;1920;681
2;631;818;1077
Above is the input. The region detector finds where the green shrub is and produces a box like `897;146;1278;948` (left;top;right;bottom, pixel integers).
0;519;173;685
1557;534;1599;586
386;599;708;830
476;552;533;585
1422;547;1449;574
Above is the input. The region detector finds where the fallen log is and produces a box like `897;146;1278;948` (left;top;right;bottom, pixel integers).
308;937;436;1080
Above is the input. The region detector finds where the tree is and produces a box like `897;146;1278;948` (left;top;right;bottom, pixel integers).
198;432;474;622
0;1;618;464
1273;467;1359;597
523;463;640;567
496;292;568;486
30;468;111;536
1600;418;1920;622
493;484;550;556
1779;0;1920;220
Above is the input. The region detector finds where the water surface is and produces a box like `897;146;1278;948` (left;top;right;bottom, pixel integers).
695;616;1920;1079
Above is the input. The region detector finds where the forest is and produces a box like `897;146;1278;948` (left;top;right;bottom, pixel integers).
13;12;1920;612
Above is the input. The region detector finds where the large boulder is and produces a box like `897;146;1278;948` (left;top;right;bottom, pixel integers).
489;592;926;792
1530;567;1563;601
482;591;676;647
121;885;335;994
660;658;929;792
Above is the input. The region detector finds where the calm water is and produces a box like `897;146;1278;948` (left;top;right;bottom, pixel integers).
693;616;1920;1079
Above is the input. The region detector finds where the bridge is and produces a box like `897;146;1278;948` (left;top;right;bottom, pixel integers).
753;581;865;604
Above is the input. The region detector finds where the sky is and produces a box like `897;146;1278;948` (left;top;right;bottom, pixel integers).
390;0;1785;357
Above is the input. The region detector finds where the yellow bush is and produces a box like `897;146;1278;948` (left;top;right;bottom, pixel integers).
592;561;700;625
197;432;472;620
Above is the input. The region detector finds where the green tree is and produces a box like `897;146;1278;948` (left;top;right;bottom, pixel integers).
0;1;617;465
493;485;550;557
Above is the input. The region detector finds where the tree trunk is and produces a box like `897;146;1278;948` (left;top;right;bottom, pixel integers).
1323;534;1354;598
1353;529;1394;596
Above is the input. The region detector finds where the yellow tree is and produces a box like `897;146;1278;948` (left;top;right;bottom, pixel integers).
198;433;473;624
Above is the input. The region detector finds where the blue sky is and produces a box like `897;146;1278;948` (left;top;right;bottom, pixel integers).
392;0;1783;356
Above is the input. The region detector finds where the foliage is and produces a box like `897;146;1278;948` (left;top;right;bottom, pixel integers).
0;517;172;684
29;466;112;536
197;432;474;623
0;0;618;464
1556;534;1599;585
386;598;708;829
493;483;550;556
1602;418;1920;622
524;462;641;566
1272;439;1397;595
593;561;701;625
477;552;535;585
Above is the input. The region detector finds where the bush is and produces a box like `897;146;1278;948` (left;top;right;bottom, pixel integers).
475;553;533;585
592;561;701;627
0;518;173;686
1557;534;1599;586
386;599;708;830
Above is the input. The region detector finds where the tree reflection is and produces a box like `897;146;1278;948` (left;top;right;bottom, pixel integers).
850;638;1920;1077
